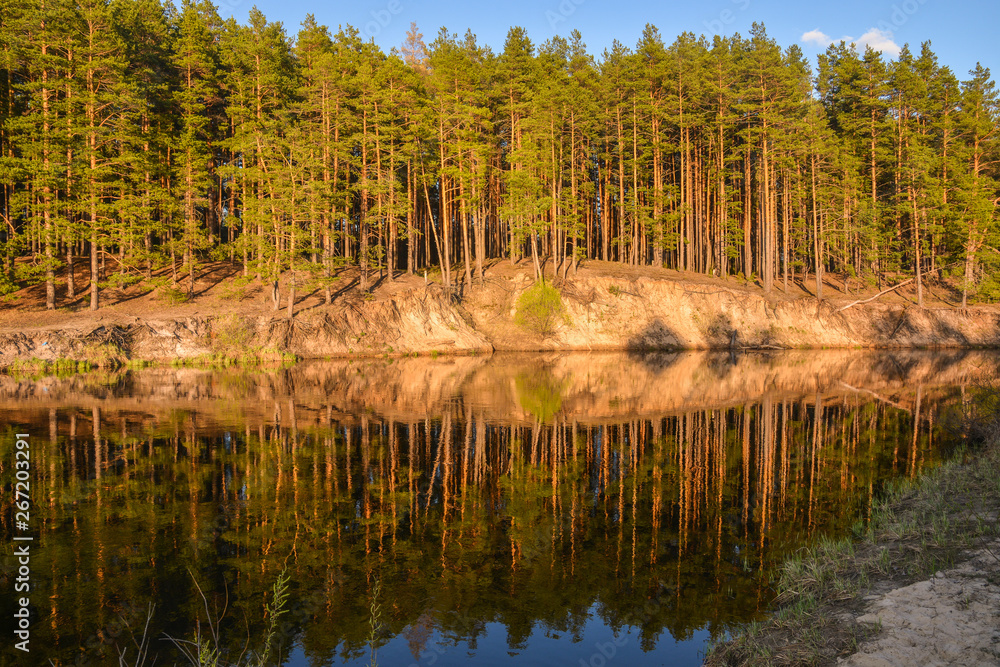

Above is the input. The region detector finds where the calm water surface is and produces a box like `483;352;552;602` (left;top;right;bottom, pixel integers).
1;350;995;666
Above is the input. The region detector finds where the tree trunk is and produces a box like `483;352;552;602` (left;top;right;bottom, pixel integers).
811;153;822;301
66;247;75;299
90;234;99;311
44;217;54;309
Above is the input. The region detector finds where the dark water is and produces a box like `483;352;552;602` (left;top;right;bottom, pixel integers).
0;350;994;666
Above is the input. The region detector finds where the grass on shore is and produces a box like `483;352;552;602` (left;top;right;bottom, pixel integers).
2;348;297;378
7;357;96;377
5;341;132;378
704;387;1000;666
169;348;298;368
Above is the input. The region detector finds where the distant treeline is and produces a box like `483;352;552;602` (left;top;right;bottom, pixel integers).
1;0;998;310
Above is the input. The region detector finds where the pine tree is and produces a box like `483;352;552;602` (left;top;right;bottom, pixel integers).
401;22;429;77
171;0;222;300
704;35;739;277
327;26;363;285
293;15;337;301
562;30;599;274
109;0;173;285
0;0;23;293
818;43;893;285
6;0;77;309
75;0;138;309
497;26;537;273
955;63;999;305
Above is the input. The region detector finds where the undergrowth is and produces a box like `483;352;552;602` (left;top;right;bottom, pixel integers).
184;314;297;367
514;280;568;336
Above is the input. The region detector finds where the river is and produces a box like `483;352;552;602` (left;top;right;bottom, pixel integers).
0;349;995;666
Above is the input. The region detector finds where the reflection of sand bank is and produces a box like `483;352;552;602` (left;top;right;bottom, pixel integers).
471;350;999;422
0;350;996;428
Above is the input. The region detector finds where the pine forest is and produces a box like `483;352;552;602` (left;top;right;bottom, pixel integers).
1;0;999;313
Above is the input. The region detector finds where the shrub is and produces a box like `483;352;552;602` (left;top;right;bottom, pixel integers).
83;342;127;369
0;272;19;301
104;271;142;291
210;314;255;354
159;285;189;305
218;276;254;301
514;280;567;336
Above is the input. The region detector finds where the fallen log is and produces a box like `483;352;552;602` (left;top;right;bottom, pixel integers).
838;278;914;312
837;264;958;312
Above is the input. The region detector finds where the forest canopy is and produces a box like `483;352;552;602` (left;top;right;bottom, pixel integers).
0;0;998;311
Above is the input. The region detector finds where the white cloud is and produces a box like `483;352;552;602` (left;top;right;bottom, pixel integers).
853;28;901;57
800;27;901;58
801;29;833;47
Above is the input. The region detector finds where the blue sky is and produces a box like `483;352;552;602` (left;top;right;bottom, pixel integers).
218;0;998;80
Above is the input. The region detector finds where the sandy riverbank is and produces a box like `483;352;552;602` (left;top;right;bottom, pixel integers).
2;261;999;368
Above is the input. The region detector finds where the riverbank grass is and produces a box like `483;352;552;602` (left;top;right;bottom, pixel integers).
5;341;129;377
2;348;297;377
169;348;298;368
7;357;94;377
705;392;1000;666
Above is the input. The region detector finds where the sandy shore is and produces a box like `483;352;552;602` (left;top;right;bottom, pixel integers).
841;540;1000;666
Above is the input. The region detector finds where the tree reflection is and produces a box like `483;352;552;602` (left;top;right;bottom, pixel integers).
0;352;987;665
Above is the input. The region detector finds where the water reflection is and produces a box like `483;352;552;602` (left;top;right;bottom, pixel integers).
0;350;995;666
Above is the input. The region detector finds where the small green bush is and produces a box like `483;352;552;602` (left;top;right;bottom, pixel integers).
104;271;142;291
515;280;567;336
210;314;255;354
82;342;127;369
159;285;189;305
218;276;254;301
0;272;19;301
